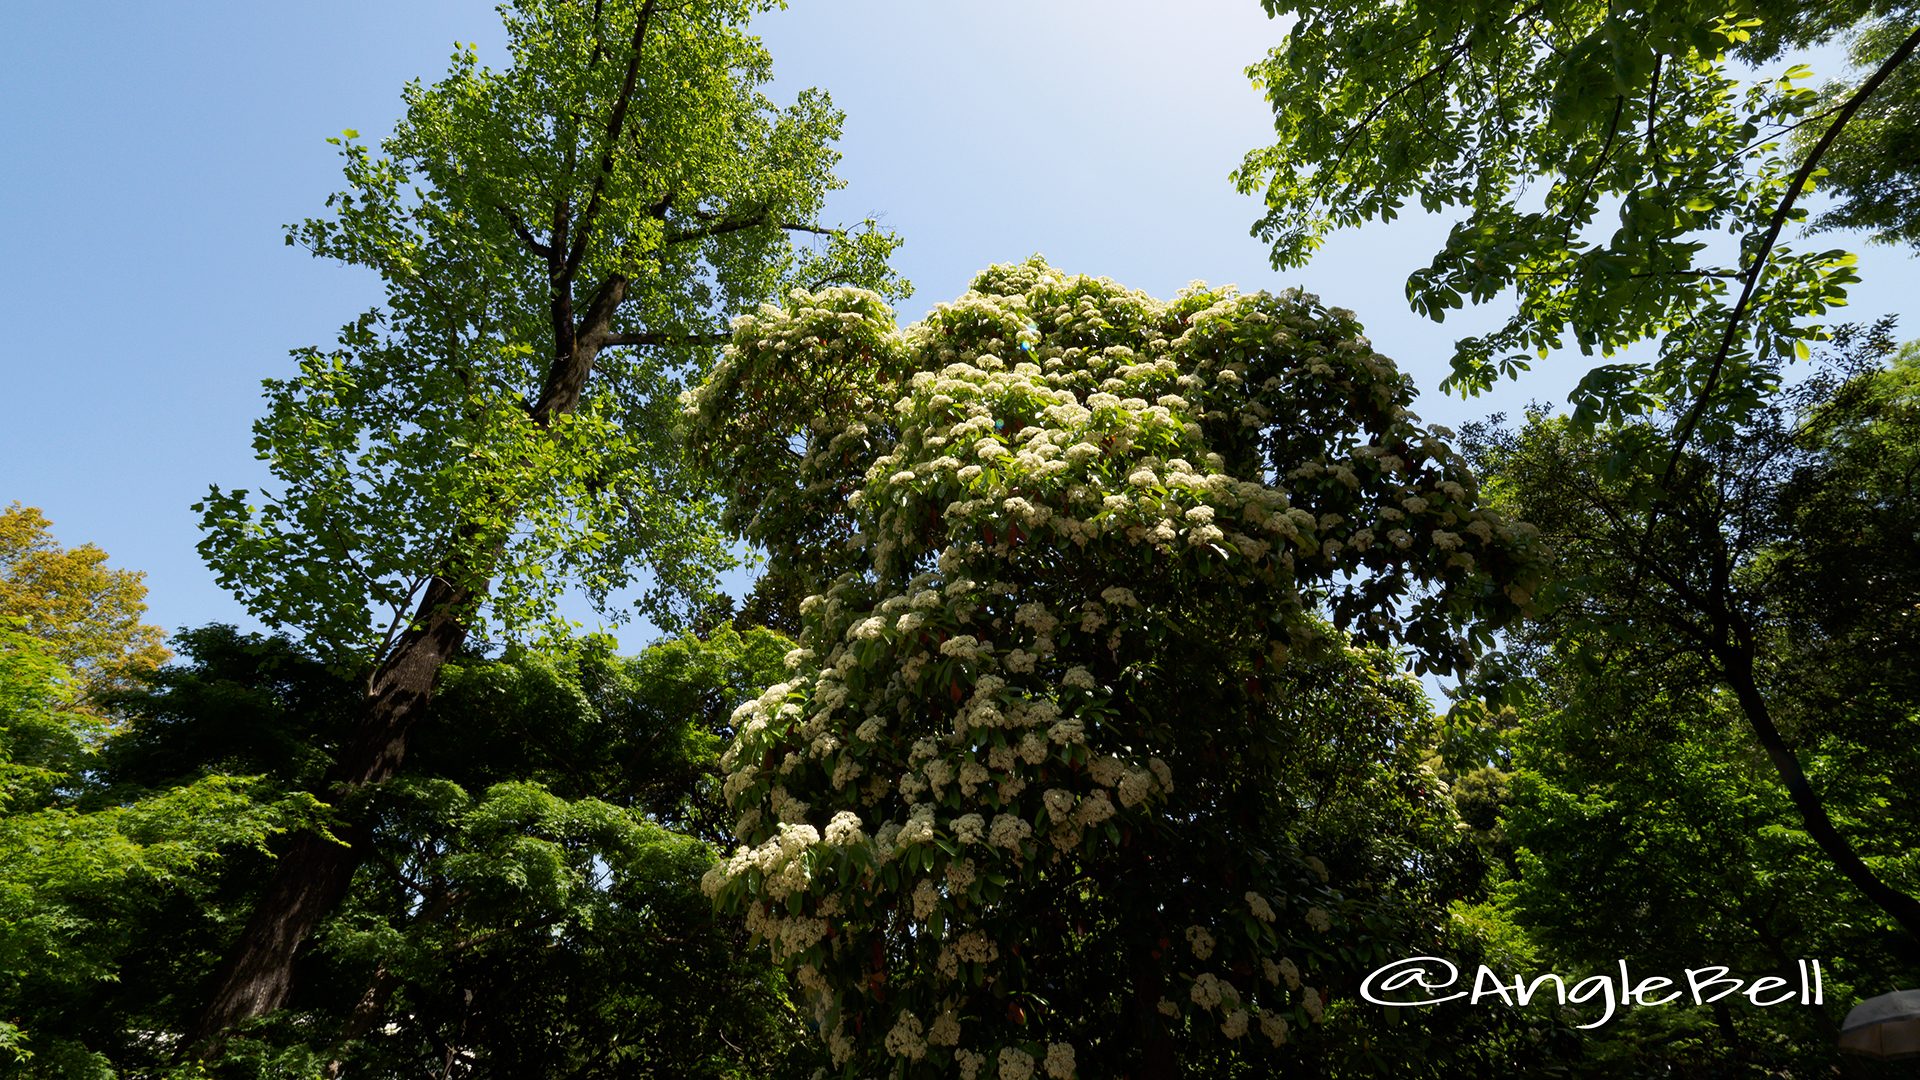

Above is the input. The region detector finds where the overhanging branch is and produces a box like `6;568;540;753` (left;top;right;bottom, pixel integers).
1664;23;1920;479
667;208;838;246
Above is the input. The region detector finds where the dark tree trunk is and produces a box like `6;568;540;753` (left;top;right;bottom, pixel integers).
322;889;459;1078
182;0;702;1051
1720;644;1920;944
191;272;636;1048
192;575;474;1046
1125;914;1179;1080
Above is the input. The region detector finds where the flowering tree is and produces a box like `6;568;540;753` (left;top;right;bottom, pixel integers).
686;259;1539;1077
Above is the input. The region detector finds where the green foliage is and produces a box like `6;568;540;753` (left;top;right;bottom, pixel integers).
689;260;1546;1075
194;0;905;661
292;629;822;1078
0;626;323;1076
0;623;823;1078
1443;324;1920;1073
1802;19;1920;248
1237;0;1908;427
1497;687;1869;1075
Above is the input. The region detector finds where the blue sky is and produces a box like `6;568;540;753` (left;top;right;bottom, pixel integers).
2;0;1912;654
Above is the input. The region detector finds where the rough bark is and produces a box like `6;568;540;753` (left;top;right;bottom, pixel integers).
193;575;474;1044
191;268;643;1049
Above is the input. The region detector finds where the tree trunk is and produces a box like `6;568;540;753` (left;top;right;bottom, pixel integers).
192;284;630;1047
1126;921;1179;1080
1720;645;1920;943
192;575;474;1047
187;112;644;1037
324;961;404;1080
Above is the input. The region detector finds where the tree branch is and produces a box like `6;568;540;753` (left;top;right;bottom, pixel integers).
566;0;658;278
494;202;553;259
532;273;630;423
1665;23;1920;479
1560;94;1627;248
666;208;836;246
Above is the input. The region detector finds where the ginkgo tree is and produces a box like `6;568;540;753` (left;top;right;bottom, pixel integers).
688;259;1540;1077
191;0;903;1041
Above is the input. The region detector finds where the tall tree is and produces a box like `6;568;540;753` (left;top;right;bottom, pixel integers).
0;503;168;697
689;260;1542;1077
191;0;903;1040
1236;0;1918;445
1459;321;1920;944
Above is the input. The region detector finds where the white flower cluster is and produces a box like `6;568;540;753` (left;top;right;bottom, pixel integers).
1190;972;1238;1010
884;1010;927;1060
690;259;1533;1074
1185;925;1216;961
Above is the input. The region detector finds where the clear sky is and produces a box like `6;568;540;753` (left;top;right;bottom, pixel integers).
2;1;1912;654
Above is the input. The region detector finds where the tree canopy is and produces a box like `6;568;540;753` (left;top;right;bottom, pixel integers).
0;625;322;1077
1237;0;1919;437
689;259;1542;1077
0;504;168;697
197;0;904;660
1457;322;1920;943
2;622;830;1078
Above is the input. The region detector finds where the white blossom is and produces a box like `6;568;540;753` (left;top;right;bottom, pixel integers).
989;813;1032;851
883;1010;926;1060
1245;891;1276;923
1259;1009;1290;1046
824;810;865;846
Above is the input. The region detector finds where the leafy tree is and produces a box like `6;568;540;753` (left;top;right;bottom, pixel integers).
0;625;320;1077
298;628;822;1079
190;0;903;1037
4;623;822;1078
1458;321;1920;948
1801;18;1920;248
0;503;168;697
1458;653;1896;1076
1237;0;1919;443
688;260;1544;1077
